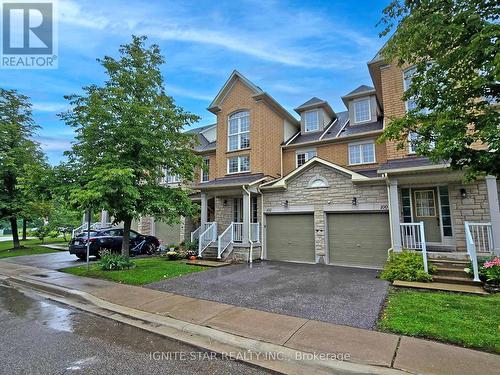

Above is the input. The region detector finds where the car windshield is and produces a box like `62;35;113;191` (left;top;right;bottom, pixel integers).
76;231;98;238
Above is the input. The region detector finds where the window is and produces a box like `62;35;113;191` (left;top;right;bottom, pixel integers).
228;111;250;151
414;190;436;217
403;67;418;112
296;149;317;167
348;142;376;165
439;186;453;236
227;155;250;174
408;131;435;154
201;157;210;182
164;168;181;184
251;196;258;223
354;99;371;123
408;131;419;154
304;110;319;132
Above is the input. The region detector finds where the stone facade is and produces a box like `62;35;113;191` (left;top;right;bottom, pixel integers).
450;180;491;251
263;163;389;262
214;196;235;236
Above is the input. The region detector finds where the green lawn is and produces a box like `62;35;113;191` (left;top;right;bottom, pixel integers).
0;238;68;259
60;257;208;285
378;288;500;353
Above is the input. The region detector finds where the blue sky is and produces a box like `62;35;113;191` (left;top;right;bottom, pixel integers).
1;0;389;165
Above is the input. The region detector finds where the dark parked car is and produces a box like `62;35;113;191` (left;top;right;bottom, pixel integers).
69;227;160;260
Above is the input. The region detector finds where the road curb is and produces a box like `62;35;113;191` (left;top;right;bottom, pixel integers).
3;274;410;375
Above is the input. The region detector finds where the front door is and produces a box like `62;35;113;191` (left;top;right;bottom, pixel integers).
412;187;441;242
233;198;243;222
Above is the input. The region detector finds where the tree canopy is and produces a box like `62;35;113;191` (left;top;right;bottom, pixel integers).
0;88;46;248
60;35;202;256
378;0;499;179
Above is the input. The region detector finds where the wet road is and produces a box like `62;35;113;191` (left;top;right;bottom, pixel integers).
2;251;96;270
0;285;269;375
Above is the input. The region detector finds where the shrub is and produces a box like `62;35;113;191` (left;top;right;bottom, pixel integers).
98;250;134;271
465;256;495;281
483;257;500;285
33;226;51;243
380;251;435;282
165;251;179;261
184;240;198;251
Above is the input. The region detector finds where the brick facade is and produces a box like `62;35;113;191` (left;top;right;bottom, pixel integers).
214;79;285;179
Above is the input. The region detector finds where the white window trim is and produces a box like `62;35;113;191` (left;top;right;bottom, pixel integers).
295;149;317;168
227;155;250;174
403;66;418;113
200;157;210;182
227;111;250;151
304;109;320;132
408;131;418;154
164;169;181;184
353;98;371;124
348;141;376;165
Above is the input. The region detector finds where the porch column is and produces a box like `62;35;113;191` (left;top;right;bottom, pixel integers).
200;192;208;229
242;192;250;244
100;210;109;224
485;176;500;254
388;178;402;251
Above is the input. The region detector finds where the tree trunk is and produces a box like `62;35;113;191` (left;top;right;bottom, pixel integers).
122;217;132;258
22;218;27;240
10;217;20;249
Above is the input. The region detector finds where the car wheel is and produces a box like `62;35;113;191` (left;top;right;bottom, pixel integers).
143;242;157;255
76;254;86;260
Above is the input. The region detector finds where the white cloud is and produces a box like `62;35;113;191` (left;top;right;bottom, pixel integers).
32;102;69;112
36;136;73;153
167;85;213;102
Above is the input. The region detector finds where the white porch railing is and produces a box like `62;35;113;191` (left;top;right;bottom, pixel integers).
464;221;483;282
191;222;215;243
250;223;260;242
400;222;428;273
465;222;494;254
72;222;112;238
198;222;217;257
190;227;200;242
233;222;243;243
218;223;234;259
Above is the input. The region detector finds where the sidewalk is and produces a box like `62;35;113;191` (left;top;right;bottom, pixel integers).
0;260;498;375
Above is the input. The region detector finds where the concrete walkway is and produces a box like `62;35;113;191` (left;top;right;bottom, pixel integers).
0;260;498;375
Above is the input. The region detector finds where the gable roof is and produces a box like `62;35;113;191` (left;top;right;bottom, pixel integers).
207;70;299;126
261;157;369;190
341;85;376;108
294;96;335;118
186;123;217;153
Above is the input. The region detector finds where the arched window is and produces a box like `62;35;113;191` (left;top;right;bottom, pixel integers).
228;111;250;151
307;174;329;188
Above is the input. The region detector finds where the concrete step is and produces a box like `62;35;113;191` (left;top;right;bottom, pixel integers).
427;252;469;261
393;280;489;295
432;275;481;286
429;259;469;269
434;267;469;278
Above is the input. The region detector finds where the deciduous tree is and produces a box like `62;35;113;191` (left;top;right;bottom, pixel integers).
378;0;499;179
61;36;201;257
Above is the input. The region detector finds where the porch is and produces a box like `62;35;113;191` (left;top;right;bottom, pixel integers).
190;188;262;261
385;170;499;287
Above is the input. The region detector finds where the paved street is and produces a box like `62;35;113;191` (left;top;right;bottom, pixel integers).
148;261;390;329
3;250;96;270
0;285;269;375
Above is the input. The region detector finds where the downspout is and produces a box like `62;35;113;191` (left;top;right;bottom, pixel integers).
257;185;264;261
242;185;253;263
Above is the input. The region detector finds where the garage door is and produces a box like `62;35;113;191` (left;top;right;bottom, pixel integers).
328;212;390;268
266;214;315;263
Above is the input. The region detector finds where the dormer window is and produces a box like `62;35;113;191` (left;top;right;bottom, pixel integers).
228;111;250;151
354;99;371;123
304;109;319;132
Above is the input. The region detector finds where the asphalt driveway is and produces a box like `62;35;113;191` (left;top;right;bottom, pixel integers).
147;261;389;329
2;251;96;270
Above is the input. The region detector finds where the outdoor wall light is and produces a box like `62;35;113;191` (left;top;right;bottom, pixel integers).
352;197;357;206
283;200;289;207
460;188;467;199
223;199;228;206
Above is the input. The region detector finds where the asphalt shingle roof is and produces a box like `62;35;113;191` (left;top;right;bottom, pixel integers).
198;173;267;188
378;157;448;172
344;85;375;97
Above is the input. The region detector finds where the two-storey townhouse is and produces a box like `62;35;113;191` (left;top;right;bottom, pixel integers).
143;61;499;269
